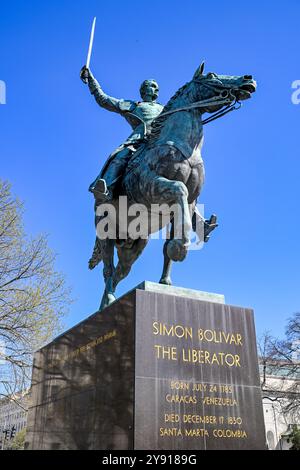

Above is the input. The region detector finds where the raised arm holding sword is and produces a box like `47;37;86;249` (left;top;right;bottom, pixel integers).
80;17;163;202
80;18;218;245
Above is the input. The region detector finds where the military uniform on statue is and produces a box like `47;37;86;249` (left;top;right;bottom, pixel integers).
80;66;163;201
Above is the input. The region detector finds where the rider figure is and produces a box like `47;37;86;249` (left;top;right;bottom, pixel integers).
80;66;163;201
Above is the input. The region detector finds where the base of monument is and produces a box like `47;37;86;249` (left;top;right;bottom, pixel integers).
25;282;266;450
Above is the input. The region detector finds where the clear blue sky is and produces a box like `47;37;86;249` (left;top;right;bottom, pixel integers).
1;0;299;340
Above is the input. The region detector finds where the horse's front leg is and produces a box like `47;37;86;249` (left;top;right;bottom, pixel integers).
112;238;148;292
152;176;192;262
99;239;116;311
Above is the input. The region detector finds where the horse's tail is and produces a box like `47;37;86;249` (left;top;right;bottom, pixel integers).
88;237;103;270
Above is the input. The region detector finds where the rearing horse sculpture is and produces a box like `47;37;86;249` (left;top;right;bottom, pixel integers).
89;62;256;310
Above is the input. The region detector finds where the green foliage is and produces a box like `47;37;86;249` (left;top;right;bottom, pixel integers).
10;428;26;450
288;426;300;451
0;179;72;396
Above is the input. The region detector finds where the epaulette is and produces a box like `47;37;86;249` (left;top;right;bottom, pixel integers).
118;100;137;112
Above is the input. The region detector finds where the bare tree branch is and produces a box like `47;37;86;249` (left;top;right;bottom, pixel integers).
259;314;300;422
0;179;72;401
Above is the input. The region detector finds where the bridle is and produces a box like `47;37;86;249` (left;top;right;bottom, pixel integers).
124;80;243;176
157;79;242;126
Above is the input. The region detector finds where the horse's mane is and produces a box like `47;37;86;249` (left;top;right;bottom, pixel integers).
148;80;193;142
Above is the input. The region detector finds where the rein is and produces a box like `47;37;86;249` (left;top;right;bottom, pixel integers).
156;85;242;126
202;100;241;125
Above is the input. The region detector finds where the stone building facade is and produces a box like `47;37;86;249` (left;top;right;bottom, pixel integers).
0;390;29;449
261;363;300;450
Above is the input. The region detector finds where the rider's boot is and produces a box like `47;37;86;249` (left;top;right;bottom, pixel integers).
192;208;218;243
89;179;113;202
203;214;218;242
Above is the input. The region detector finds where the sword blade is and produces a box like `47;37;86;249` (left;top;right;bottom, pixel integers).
86;17;96;69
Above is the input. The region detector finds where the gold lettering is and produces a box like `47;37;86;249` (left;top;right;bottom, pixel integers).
160;427;183;437
219;385;233;393
154;345;177;361
152;321;159;335
183;414;217;425
203;396;238;406
185;428;209;438
170;381;190;390
197;328;243;346
227;416;243;425
152;322;193;340
192;383;207;392
164;413;180;423
49;330;117;366
181;349;241;367
234;354;241;367
236;334;243;346
212;429;247;439
166;394;197;404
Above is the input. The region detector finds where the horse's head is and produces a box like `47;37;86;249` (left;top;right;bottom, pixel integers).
193;62;257;113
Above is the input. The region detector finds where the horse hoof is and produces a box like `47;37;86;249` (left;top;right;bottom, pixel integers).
99;291;116;311
159;277;172;286
167;239;188;262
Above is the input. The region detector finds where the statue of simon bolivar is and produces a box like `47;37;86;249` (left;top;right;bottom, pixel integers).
80;66;163;201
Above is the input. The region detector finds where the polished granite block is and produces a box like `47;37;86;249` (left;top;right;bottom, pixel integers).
25;283;266;450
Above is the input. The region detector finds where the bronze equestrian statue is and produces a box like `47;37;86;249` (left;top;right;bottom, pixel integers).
80;62;256;310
